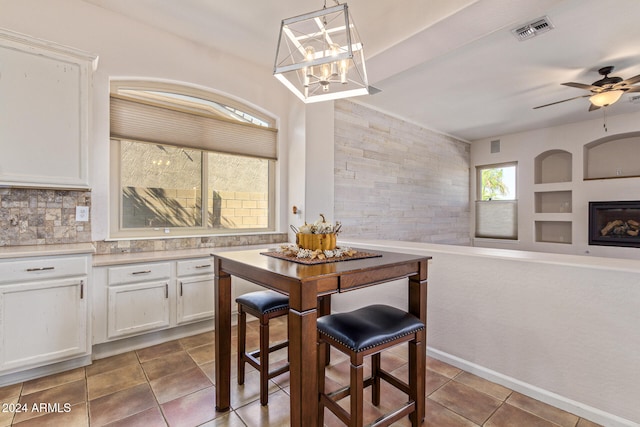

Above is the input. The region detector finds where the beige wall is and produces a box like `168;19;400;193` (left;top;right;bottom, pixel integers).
471;109;640;260
338;238;640;427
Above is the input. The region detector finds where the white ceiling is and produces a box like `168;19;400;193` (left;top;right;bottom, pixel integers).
85;0;640;141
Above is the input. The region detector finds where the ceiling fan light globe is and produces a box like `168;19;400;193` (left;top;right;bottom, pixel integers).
589;90;624;107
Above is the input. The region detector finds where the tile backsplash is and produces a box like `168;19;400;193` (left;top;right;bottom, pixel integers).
0;188;92;246
0;187;288;251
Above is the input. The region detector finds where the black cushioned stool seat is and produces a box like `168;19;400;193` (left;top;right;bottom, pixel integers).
317;304;425;427
236;290;289;406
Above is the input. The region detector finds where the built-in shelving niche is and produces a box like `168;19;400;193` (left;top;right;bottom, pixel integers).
535;149;572;184
535;191;572;213
584;133;640;180
535;221;572;244
534;150;573;244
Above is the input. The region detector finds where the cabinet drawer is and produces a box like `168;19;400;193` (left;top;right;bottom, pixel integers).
107;262;171;285
0;256;88;284
177;258;214;276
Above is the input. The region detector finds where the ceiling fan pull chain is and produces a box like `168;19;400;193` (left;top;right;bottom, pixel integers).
603;108;608;132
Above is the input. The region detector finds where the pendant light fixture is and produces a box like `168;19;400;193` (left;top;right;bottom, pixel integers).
273;1;369;103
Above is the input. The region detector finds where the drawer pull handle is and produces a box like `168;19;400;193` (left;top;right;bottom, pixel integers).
195;264;211;269
26;266;55;272
180;281;183;296
80;280;84;299
165;283;169;299
132;270;152;275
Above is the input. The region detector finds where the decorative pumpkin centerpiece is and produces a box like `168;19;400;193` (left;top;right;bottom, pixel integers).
273;214;371;261
295;214;340;251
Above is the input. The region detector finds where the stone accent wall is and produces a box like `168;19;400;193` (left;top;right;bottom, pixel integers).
0;188;92;246
334;100;471;245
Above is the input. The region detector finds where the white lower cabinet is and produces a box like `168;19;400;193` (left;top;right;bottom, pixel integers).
177;276;214;324
93;257;214;344
0;253;91;375
108;280;170;339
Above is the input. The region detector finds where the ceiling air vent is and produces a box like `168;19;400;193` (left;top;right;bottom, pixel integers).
511;16;554;41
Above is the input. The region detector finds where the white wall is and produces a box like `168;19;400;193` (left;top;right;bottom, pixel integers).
339;238;640;427
471;109;640;259
0;0;300;241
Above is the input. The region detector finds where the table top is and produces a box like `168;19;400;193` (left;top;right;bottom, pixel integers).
213;247;430;282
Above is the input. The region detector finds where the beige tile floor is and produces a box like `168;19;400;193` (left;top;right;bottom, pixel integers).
0;317;603;427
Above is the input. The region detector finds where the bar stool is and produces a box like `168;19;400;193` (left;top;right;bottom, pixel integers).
317;304;425;427
236;290;290;406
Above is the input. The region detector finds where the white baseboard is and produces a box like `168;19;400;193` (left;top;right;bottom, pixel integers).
92;319;215;360
427;347;638;427
0;356;91;387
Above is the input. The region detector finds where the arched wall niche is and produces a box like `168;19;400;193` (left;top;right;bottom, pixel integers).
534;149;572;184
584;132;640;180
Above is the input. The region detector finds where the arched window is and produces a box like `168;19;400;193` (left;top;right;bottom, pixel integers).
109;81;277;238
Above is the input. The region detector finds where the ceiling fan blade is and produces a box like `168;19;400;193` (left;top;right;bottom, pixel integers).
561;82;600;91
618;73;640;86
533;94;590;109
588;103;600;112
624;86;640;93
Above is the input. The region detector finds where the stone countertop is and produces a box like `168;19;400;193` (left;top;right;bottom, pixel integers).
0;243;95;260
92;243;281;267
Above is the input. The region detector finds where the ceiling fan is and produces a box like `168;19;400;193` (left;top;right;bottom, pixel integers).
533;66;640;111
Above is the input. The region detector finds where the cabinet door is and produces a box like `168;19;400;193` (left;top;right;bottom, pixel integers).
0;278;87;372
0;29;96;189
108;281;170;339
176;275;214;325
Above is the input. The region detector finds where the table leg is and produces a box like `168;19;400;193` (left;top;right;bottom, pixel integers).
409;260;428;424
214;269;232;412
288;307;319;426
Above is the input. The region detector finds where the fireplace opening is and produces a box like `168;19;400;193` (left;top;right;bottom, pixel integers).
589;201;640;248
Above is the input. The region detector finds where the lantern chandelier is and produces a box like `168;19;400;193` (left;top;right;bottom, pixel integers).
273;1;369;103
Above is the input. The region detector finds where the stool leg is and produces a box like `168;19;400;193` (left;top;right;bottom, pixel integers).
350;362;364;427
409;338;425;426
259;314;270;405
317;340;327;427
318;296;332;365
371;353;381;406
237;305;246;385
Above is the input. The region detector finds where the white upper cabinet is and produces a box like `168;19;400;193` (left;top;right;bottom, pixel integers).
0;28;97;189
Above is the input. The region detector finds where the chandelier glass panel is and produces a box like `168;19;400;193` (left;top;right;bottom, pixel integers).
273;3;369;103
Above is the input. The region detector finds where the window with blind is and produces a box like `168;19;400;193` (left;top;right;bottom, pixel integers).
475;163;518;240
109;81;277;238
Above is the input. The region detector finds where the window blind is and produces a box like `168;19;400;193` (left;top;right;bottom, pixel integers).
110;95;278;160
475;200;518;239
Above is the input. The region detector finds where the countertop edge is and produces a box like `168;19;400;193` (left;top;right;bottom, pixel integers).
0;243;96;259
92;243;280;266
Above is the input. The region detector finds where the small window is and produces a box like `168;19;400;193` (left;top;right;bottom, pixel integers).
110;81;277;238
475;163;518;239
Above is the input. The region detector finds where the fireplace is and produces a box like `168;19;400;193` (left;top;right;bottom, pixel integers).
589;201;640;248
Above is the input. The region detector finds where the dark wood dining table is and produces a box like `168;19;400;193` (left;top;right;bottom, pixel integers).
213;247;431;426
